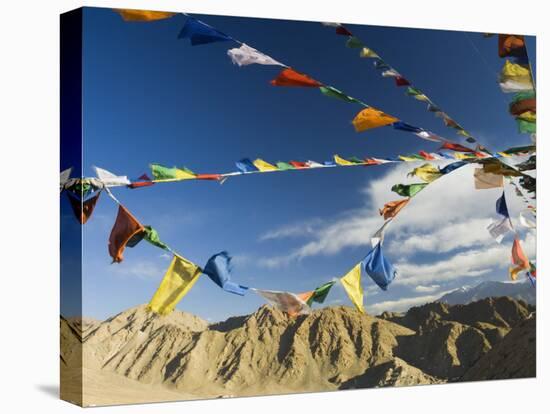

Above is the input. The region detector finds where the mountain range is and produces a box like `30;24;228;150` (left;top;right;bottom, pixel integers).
61;293;536;407
438;279;535;305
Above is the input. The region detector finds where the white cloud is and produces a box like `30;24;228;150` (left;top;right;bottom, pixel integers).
110;260;166;280
367;290;452;314
413;284;441;293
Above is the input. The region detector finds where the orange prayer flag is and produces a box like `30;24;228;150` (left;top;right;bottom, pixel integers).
287;291;314;317
108;205;145;263
379;199;410;220
352;107;399;132
115;9;177;22
509;237;530;280
270;68;322;87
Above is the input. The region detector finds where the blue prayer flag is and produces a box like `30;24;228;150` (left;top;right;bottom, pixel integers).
203;252;249;296
178;17;233;46
439;161;467;175
496;192;510;218
362;243;397;291
236;158;259;173
392;121;423;133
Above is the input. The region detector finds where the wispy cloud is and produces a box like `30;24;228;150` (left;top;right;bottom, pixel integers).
110;259;166;280
367;290;452;314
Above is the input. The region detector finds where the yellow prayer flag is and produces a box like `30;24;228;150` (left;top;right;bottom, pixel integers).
408;163;442;182
517;111;536;122
352;107;399;132
253;158;278;172
115;9;177;21
174;169;196;180
340;263;364;313
359;47;380;58
147;255;202;315
501;60;531;79
413;94;430;102
334;155;355;166
399;155;419;162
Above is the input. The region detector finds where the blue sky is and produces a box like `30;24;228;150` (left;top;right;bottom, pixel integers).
72;7;535;322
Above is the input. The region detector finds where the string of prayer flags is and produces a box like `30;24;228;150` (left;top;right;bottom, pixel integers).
509;237;530;280
94;166;131;187
178;17;233;46
108;205;145;263
363;242;397;291
227;43;285;67
150;164;196;181
340;264;364;313
379;199;409;220
67;191;102;224
252;159;278;172
115;9;177;22
408;163;442;183
203;252;249;296
270;68;323;87
391;183;428;197
252;288;311;316
352;107;399;132
305;281;336;306
474;168;504;189
147;255;202;315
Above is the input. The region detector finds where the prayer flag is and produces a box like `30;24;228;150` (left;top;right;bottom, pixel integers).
178;17;233;46
509;97;536;116
379;199;409;220
306;160;324;168
352;107;399;132
498;35;527;58
289;161;308;169
500;79;534;93
382;69;400;77
371;220;392;247
150;164;195;181
236;158;259;173
108;205;145;263
270;68;322;87
517;118;536;134
487;217;513;243
252;289;310;315
415;131;444;142
67;191;101;225
276;161;295;170
340;264;364;313
253;159;278;172
148;255;202;315
335;25;353;36
363;242;397;291
391;183;428;197
334;155;356;166
408;163;442;182
115;9;176;21
306;281;336;306
227;44;284;67
440;142;475;153
359;47;379;58
60;168;72;190
474;168;504;189
320;86;363;104
203;252;249;296
517;111;536;122
392;121;423;133
419;151;435;160
394;76;410;86
496;192;510;218
94;166;131;187
509;238;529;280
346;36;363;48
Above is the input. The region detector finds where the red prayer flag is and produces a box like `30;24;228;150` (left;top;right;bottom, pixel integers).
196;174;222;181
67;191;101;224
394;76;410;87
108;205;145;263
289;161;308;169
509;98;536;116
498;34;526;58
419;151;435;160
440;142;475;153
270;68;323;87
335;25;353;36
128;181;155;189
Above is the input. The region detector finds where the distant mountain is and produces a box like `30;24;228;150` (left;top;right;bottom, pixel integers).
438;280;535;306
61;297;536;407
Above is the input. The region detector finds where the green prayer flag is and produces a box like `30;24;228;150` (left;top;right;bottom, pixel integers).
391;183;428;197
405;87;423;96
150;164;195;180
346;36;363;48
319;86;362;104
349;156;365;164
144;226;169;250
517;118;536;134
306;281;336;306
276;161;295;170
511;91;535;104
